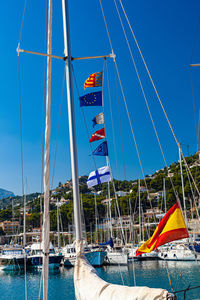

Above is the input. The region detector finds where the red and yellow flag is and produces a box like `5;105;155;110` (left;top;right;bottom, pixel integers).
136;201;189;256
84;72;103;89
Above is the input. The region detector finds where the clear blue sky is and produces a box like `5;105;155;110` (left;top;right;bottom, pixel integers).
1;0;200;195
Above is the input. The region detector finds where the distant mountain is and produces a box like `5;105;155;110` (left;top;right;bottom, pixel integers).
0;188;14;200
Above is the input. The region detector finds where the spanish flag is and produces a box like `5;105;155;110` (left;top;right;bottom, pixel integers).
84;72;103;89
136;201;189;256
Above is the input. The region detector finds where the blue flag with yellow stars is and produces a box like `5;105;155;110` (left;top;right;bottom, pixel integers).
79;91;102;107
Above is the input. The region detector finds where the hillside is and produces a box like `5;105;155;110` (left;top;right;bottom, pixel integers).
0;152;200;235
0;188;14;200
0;192;40;209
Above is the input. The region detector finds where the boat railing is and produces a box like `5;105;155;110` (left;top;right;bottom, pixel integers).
173;285;200;300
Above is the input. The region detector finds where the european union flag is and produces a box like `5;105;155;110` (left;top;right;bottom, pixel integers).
92;141;108;156
79;91;102;107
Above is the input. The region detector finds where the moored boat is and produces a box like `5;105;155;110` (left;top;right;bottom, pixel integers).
62;243;106;267
137;250;159;261
158;243;200;261
0;247;25;271
105;246;128;265
126;245;138;260
27;242;63;269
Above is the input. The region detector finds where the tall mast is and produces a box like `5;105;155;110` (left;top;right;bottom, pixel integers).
23;177;26;247
62;0;82;244
94;194;98;244
106;157;112;238
43;0;52;298
141;207;144;241
138;179;141;243
163;178;167;214
128;197;132;243
57;198;60;248
179;147;187;225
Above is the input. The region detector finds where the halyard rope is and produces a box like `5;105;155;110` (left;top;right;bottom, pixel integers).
119;0;200;199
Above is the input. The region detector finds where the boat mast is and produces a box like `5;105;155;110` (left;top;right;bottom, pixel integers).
138;179;141;243
61;0;82;245
23;177;26;247
94;193;99;244
43;0;52;298
106;157;113;239
57;198;60;248
179;147;187;225
163;178;167;214
128;197;132;243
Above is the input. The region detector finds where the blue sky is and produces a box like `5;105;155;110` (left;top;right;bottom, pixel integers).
1;0;200;195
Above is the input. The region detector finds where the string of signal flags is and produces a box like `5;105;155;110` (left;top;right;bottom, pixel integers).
79;71;111;188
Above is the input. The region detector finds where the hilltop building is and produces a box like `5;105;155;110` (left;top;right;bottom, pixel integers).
0;220;19;233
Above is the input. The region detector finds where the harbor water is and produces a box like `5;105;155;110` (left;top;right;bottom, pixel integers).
0;260;200;300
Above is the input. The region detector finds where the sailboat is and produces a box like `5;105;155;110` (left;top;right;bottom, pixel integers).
26;240;63;269
62;241;106;267
59;1;174;299
18;0;176;299
0;246;25;271
158;242;200;261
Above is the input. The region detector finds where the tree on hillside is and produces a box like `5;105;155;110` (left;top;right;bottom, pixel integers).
0;209;12;221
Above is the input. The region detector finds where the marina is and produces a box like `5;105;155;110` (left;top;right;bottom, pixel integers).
0;261;200;300
1;0;200;299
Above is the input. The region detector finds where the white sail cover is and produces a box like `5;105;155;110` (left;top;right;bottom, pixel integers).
74;242;169;300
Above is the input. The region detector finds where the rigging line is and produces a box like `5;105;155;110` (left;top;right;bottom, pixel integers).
17;53;27;300
190;17;200;144
59;209;65;247
114;66;126;180
105;60;119;179
51;66;66;190
17;56;25;238
192;111;200;190
18;0;27;44
107;157;126;244
103;55;128;246
119;0;200;200
190;20;200;189
99;0;114;52
113;60;156;222
113;0;178;201
184;160;200;219
99;0;127;195
71;65;97;171
190;68;198;144
17;57;25;220
99;0;155;214
38;0;49;298
163;257;174;292
118;0;178;145
102;60;119;242
197;109;200;154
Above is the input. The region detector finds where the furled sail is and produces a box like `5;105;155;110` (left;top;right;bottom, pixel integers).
74;241;171;300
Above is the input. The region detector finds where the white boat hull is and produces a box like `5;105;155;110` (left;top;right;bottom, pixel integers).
105;251;128;265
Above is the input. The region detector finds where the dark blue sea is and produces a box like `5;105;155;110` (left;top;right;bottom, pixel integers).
0;261;200;300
